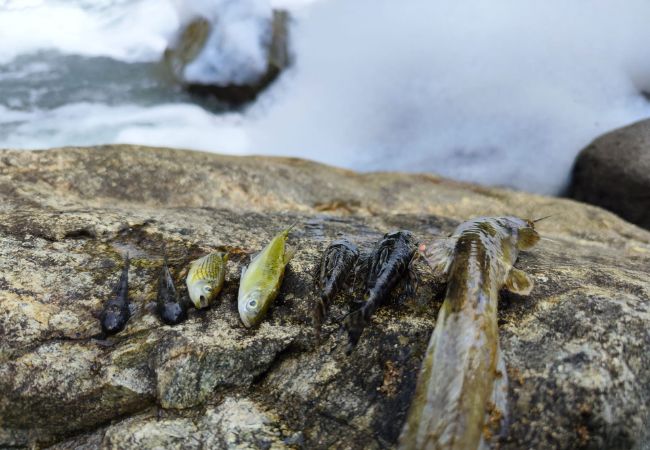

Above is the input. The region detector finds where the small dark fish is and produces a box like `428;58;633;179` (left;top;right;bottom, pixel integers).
344;230;417;350
100;254;131;335
157;254;187;325
314;239;359;339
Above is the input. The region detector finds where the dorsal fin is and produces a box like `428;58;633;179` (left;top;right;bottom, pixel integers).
421;237;455;276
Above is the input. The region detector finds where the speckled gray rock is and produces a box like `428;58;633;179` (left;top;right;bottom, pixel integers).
569;118;650;230
0;145;648;449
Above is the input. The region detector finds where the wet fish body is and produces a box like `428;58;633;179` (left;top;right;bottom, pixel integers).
238;224;296;328
100;254;131;335
399;217;539;450
344;230;417;349
186;251;228;309
314;239;359;336
157;255;187;325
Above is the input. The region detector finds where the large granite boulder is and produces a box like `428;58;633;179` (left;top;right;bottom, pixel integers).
0;145;648;449
569;118;650;230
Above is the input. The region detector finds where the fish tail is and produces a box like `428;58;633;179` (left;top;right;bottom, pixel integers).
342;295;376;352
313;293;328;341
284;220;300;235
343;308;366;353
121;252;131;277
161;243;169;265
115;252;130;302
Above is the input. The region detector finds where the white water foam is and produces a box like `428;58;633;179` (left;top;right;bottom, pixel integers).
0;0;178;64
1;0;650;194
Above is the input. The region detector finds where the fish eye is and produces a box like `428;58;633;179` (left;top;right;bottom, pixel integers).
203;285;212;293
248;300;257;309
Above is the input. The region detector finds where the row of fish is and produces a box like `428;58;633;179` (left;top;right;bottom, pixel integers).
99;215;543;450
99;224;295;335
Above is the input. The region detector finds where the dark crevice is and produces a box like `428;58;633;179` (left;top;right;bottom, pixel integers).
64;227;97;240
251;339;307;386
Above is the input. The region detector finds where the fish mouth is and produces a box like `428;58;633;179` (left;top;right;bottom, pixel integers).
192;295;209;309
240;313;254;328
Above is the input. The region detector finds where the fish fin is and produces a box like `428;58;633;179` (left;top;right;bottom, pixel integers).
249;251;260;263
283;246;297;265
505;268;534;296
240;263;248;280
421;237;455;276
145;301;157;314
517;227;540;250
342;308;366;354
313;293;327;342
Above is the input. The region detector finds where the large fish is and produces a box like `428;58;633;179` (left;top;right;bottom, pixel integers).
399;216;540;450
238;224;296;328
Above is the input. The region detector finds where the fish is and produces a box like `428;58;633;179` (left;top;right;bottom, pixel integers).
238;223;297;328
100;253;131;335
398;216;540;450
343;230;417;350
157;253;187;325
186;251;228;309
314;239;359;339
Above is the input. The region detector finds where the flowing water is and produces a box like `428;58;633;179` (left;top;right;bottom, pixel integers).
1;0;650;194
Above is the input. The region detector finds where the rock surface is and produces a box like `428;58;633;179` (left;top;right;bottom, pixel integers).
0;145;648;449
569;118;650;230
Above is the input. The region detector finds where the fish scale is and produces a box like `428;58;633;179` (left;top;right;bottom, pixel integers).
192;254;221;279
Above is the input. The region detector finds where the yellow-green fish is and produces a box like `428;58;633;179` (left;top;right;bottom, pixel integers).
238;224;296;328
186;251;228;309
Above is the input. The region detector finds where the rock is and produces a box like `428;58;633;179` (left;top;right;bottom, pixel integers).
0;145;648;449
163;17;212;82
49;397;289;450
153;320;299;409
201;397;288;449
164;10;290;105
568;118;650;230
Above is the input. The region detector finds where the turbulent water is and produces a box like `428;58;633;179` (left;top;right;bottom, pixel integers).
1;0;650;194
